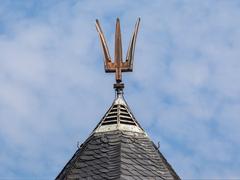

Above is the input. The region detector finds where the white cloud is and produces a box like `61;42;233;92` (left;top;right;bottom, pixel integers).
0;0;240;179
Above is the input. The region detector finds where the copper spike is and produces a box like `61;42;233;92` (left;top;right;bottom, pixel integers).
114;18;123;82
125;18;140;71
95;19;113;72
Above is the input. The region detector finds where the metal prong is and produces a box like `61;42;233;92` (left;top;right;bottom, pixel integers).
125;17;140;70
114;18;123;82
114;18;123;63
96;19;112;71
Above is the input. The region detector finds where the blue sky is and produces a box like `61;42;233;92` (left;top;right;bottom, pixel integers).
1;0;240;179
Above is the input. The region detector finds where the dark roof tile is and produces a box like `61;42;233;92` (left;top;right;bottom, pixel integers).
56;130;180;180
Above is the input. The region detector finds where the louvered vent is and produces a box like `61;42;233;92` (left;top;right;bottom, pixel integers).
100;104;137;126
93;93;145;134
101;105;118;125
119;105;136;125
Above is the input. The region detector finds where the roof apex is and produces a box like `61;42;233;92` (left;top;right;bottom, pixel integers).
93;92;146;134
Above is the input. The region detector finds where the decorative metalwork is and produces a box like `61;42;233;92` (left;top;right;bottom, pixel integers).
96;18;140;87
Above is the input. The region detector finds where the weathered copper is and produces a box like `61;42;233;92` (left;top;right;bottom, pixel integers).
96;18;140;84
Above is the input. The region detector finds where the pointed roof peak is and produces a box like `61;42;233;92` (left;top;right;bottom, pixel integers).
93;90;146;135
113;89;126;106
94;18;145;134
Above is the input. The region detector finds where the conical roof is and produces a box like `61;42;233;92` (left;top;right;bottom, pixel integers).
56;92;180;180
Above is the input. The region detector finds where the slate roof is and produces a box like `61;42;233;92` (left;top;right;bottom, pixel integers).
56;94;180;180
56;130;180;180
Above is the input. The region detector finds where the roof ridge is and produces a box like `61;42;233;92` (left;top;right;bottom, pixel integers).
152;142;181;179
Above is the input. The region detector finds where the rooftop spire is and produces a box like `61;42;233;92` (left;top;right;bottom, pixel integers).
56;18;180;180
96;18;140;91
95;18;144;134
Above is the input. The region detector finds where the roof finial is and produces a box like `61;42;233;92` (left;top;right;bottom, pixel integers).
96;18;140;91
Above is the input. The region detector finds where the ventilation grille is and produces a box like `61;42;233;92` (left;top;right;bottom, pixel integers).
119;105;136;125
101;104;137;126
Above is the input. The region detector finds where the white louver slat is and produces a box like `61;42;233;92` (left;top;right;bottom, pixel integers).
93;94;146;134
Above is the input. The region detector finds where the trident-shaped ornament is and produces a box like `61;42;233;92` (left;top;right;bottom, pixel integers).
96;18;140;85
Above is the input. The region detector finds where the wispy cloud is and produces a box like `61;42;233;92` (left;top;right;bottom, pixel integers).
0;0;240;179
